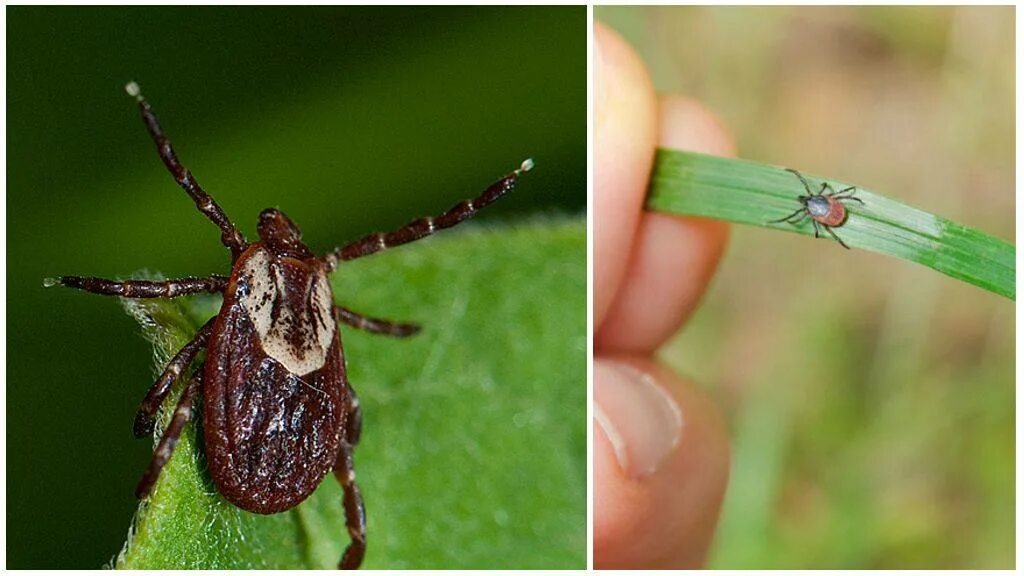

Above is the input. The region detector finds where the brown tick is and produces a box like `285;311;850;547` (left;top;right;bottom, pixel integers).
46;82;532;569
769;168;863;249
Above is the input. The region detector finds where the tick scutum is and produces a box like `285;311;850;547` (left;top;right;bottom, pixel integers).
805;195;831;218
47;82;532;569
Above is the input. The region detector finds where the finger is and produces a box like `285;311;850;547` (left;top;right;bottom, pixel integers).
596;96;734;353
594;356;730;569
594;22;658;326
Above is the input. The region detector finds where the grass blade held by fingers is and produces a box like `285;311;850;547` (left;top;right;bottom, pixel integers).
646;149;1014;300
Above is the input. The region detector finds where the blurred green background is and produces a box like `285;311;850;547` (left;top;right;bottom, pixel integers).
598;6;1013;569
8;7;584;568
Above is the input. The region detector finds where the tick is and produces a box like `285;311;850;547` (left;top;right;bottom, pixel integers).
769;168;864;249
48;82;532;569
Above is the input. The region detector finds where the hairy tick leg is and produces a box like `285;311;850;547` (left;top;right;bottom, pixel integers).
51;275;228;298
335;305;421;338
133;317;216;437
135;374;202;499
335;395;366;570
788;211;810;225
345;387;362;446
324;159;532;268
824;225;851;249
127;82;247;259
768;207;806;224
785;168;814;196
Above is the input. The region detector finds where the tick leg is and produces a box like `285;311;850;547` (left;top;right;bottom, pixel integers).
767;207;806;224
126;82;247;259
335;305;421;338
323;159;533;269
787;212;810;227
335;392;366;569
133;317;216;437
823;225;851;249
812;220;822;239
785;168;814;196
345;387;363;446
135;374;202;499
832;187;864;205
49;275;228;298
784;210;810;224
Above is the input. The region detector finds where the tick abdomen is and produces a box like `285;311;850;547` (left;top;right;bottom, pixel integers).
805;195;846;227
204;244;346;514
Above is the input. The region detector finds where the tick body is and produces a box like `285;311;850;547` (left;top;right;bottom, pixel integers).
50;82;531;569
769;168;864;249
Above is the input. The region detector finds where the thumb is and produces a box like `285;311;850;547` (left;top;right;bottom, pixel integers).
594;356;730;568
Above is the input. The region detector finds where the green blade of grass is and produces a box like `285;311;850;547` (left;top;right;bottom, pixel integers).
647;149;1014;300
114;218;585;569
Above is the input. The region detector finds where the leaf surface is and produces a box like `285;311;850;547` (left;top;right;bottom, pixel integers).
115;219;586;569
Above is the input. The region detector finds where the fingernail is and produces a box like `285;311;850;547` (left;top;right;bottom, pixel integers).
595;359;684;479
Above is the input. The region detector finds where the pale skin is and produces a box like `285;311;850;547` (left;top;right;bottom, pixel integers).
595;23;732;569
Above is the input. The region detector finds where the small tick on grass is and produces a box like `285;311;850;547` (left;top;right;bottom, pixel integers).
47;82;532;570
768;168;864;249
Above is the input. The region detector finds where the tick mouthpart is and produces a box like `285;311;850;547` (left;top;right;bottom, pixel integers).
42;277;60;288
258;208;316;259
258;208;303;240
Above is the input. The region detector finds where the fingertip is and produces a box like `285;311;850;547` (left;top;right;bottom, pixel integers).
595;23;658;142
596;95;735;352
596;212;729;352
595;418;648;564
595;357;731;569
595;22;659;325
658;94;737;157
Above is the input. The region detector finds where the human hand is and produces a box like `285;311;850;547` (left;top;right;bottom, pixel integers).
594;22;733;569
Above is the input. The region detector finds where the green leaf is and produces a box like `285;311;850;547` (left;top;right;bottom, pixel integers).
113;218;585;569
647;149;1015;299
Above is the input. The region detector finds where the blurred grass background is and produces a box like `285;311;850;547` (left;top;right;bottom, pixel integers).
597;6;1013;569
7;7;584;568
